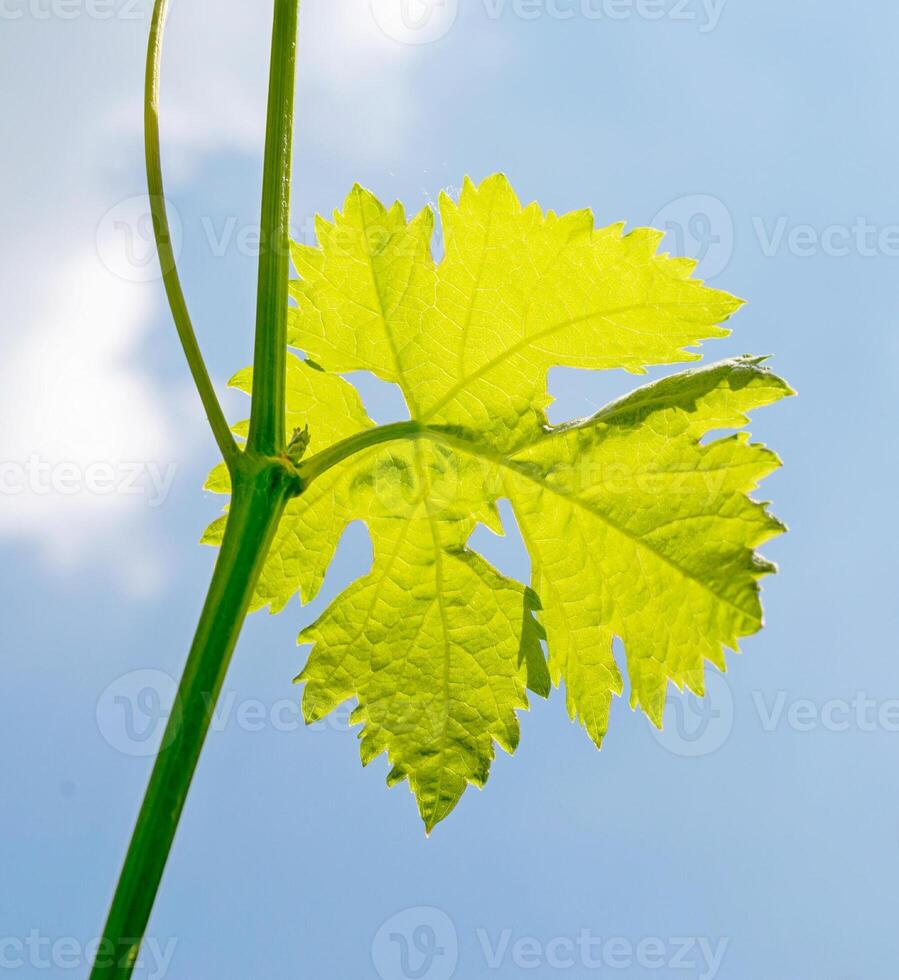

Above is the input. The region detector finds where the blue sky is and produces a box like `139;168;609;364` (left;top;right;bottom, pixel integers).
2;1;898;977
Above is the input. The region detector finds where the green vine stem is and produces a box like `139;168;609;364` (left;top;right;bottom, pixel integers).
248;0;299;455
88;462;294;979
89;2;301;975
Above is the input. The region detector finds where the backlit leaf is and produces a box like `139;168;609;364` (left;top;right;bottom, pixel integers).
207;175;792;829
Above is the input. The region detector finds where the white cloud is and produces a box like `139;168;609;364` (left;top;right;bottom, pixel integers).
0;0;428;596
297;1;419;161
107;0;422;175
0;246;190;597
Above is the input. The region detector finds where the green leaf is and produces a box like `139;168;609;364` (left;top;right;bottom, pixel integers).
298;490;546;832
208;175;792;830
288;175;742;450
502;355;791;738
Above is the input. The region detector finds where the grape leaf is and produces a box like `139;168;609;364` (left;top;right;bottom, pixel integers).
206;175;792;830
